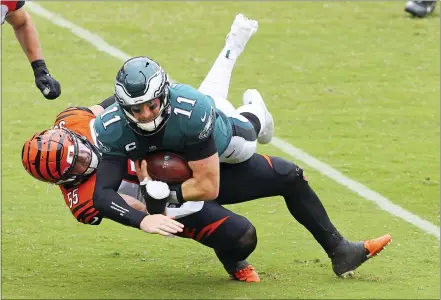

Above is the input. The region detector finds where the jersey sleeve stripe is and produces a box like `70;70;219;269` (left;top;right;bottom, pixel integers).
83;210;100;224
77;205;99;223
71;199;92;215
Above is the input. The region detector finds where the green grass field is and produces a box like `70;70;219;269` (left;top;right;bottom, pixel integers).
2;1;439;299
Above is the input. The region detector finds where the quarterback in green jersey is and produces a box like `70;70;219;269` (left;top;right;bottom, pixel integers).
94;56;274;207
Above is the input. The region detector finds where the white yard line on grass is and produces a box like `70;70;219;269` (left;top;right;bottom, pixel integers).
26;2;440;240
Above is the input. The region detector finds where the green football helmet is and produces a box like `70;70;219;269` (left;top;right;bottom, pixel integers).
114;56;170;135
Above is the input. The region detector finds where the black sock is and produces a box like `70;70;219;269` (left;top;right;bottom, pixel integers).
284;180;344;256
214;252;249;274
240;112;261;136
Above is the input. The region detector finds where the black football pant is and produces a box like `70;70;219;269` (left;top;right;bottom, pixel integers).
176;153;344;274
177;200;257;274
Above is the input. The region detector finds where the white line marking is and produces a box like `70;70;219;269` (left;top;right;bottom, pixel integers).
26;2;440;240
271;137;440;239
26;2;131;62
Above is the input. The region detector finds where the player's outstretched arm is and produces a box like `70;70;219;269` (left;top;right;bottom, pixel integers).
7;7;61;100
6;7;41;63
120;193;183;236
93;154;184;235
93;154;147;227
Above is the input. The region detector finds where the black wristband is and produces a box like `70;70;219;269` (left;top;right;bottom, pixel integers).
170;184;185;204
31;59;47;71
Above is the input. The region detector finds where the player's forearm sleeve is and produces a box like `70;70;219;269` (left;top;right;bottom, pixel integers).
93;154;147;228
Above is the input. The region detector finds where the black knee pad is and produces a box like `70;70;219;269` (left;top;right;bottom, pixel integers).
231;224;257;261
237;224;257;250
271;156;307;186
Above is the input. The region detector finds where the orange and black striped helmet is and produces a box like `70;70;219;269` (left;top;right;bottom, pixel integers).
22;128;101;185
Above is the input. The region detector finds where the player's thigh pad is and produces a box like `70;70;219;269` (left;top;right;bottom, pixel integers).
177;201;253;250
219;114;257;164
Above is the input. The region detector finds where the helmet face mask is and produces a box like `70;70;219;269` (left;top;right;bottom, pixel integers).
22;129;101;186
61;133;100;180
114;56;171;136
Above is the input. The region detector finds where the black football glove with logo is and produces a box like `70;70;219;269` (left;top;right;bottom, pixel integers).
31;59;61;100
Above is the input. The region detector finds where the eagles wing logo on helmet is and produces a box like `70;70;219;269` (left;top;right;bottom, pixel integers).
114;58;167;106
114;56;172;135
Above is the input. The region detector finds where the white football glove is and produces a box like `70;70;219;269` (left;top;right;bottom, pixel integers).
143;180;170;199
140;179;170;214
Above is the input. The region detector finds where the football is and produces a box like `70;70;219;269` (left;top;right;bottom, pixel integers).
145;151;192;184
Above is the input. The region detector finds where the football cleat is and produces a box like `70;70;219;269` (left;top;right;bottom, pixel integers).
405;1;436;18
230;265;261;282
330;234;392;278
225;13;259;60
242;89;274;144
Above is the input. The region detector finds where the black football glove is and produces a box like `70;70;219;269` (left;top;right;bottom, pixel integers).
31;60;61;100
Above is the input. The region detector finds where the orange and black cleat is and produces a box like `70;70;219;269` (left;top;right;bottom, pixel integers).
230;265;261;282
364;233;392;259
330;234;392;278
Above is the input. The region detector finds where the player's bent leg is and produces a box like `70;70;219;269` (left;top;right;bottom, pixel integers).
219;113;257;164
266;157;392;277
209;95;237;117
237;89;274;144
330;234;392;278
242;89;274;144
198;14;258;100
215;225;260;283
176;201;260;282
216;153;391;277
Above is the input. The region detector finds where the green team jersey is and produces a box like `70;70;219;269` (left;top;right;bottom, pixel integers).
94;84;233;160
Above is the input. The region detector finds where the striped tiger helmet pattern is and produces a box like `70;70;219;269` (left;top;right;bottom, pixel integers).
22;128;100;185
